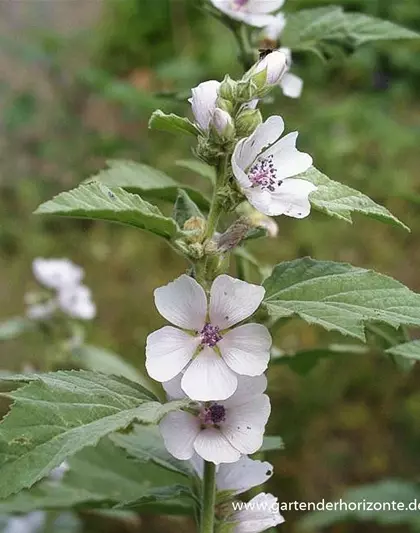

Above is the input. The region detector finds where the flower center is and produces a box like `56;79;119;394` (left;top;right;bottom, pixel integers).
200;322;222;347
201;403;227;425
248;155;281;192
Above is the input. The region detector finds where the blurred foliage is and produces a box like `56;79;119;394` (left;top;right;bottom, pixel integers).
1;0;420;532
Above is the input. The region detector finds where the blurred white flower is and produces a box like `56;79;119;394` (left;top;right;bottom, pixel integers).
190;454;273;496
160;375;270;464
263;12;286;40
4;512;45;533
212;108;235;139
26;300;57;321
229;492;285;532
58;285;96;320
49;461;69;482
28;258;96;321
32;258;83;290
210;0;285;28
146;274;271;401
232;115;315;218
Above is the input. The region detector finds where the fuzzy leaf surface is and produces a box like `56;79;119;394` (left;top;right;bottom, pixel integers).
303;167;409;230
0;371;188;498
263;258;420;340
35;183;181;240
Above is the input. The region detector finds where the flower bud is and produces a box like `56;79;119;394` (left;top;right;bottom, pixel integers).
235;108;262;137
216;97;234;115
211;108;235;142
246;49;288;97
219;75;237;102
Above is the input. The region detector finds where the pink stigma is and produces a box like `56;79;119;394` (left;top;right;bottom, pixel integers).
200;323;222;347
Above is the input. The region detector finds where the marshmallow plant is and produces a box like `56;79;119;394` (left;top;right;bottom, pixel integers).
0;2;418;533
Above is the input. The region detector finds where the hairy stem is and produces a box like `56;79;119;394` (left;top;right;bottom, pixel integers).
204;155;229;242
201;460;217;533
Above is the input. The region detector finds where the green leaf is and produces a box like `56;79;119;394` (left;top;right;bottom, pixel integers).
149;110;199;137
111;425;193;478
35;183;181;240
282;7;419;57
173;189;204;228
73;344;162;400
386;341;420;362
0;437;192;514
259;436;284;453
0;371;189;498
301;480;420;530
263;258;420;341
91;160;210;211
0;317;33;341
175;159;216;184
302;167;409;231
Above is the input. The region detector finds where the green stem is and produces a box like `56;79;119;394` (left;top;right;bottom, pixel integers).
204;156;229;242
201;460;217;533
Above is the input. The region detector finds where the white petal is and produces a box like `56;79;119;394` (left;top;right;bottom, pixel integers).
247;0;285;14
233;493;285;532
4;512;46;533
221;395;271;454
181;347;238;401
262;131;312;179
159;411;200;460
163;374;187;401
219;324;271;376
146;326;199;382
235;116;285;170
209;275;265;329
232;139;253;188
189;80;220;131
217;456;273;495
193;428;241;464
244;189;273;216
154;274;207;330
280;72;304;99
32;258;84;290
224;375;268;408
268;178;317;218
264;13;287;40
209;1;277;27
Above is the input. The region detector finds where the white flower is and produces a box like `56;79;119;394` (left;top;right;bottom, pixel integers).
232;115;315;218
26;299;57;321
190;455;273;496
160;374;270;464
210;0;285;28
263;12;286;41
58;285;96;320
146;274;271;401
189;80;221;132
229;493;285;532
278;48;303;99
4;512;45;533
32;258;84;290
251;50;288;86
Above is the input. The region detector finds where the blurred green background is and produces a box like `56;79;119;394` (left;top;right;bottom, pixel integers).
1;0;420;532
